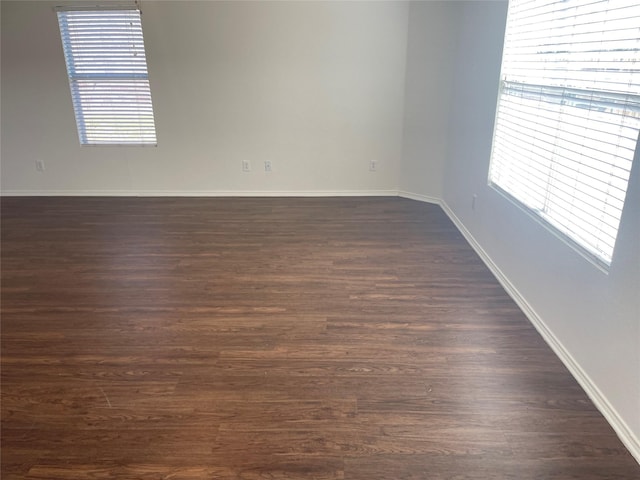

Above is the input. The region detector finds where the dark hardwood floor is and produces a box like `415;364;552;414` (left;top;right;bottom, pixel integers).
2;196;638;479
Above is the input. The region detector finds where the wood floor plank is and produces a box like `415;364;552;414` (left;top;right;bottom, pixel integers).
2;197;638;478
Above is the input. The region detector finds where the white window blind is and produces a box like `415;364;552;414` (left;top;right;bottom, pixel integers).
489;0;640;267
56;8;157;145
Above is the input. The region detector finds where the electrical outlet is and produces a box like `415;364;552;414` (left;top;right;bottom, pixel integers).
369;160;377;172
264;161;272;173
242;160;251;172
35;159;45;172
472;194;478;211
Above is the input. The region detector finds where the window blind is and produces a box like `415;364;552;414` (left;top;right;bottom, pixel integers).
489;0;640;267
57;8;157;145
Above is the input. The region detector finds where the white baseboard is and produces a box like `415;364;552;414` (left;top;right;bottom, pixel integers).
397;190;440;204
0;189;398;197
1;190;134;196
438;199;640;465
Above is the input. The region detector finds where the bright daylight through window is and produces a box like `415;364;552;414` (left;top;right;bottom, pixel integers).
489;0;640;267
56;7;157;145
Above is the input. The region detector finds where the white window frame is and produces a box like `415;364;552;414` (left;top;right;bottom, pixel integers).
56;6;157;146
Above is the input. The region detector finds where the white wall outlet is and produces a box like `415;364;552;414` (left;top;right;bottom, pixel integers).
472;193;478;211
242;160;251;172
35;159;45;172
369;160;377;172
264;160;272;173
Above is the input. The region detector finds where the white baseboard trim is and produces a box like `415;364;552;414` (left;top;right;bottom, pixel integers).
439;200;640;465
1;190;136;196
397;190;440;204
0;189;398;197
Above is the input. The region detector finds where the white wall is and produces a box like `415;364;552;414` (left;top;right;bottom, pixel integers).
440;0;640;458
399;1;460;201
0;0;408;195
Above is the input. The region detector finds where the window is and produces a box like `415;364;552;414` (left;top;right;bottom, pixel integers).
56;7;157;145
489;0;640;267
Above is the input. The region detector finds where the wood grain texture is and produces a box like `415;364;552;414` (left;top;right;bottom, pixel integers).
2;196;638;479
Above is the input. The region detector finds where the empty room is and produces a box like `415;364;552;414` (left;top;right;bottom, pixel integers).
1;0;639;478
